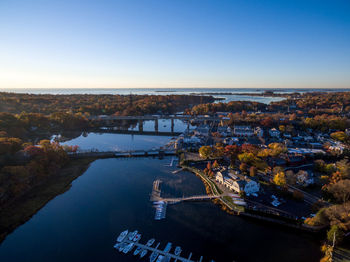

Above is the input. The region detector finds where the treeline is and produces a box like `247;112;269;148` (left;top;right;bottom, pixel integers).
0;141;69;207
270;91;350;115
188;101;266;115
0;93;215;115
0;112;89;139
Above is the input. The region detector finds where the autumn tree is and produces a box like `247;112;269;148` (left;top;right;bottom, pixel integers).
199;146;212;159
273;171;287;187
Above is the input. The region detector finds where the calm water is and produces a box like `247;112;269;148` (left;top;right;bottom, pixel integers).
0;157;321;262
58;119;187;151
4;87;349;104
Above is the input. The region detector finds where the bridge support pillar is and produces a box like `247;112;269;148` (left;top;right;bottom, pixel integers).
154;118;158;132
138;120;143;132
171;118;174;133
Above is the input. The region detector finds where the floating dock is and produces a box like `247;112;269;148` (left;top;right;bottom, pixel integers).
114;230;210;262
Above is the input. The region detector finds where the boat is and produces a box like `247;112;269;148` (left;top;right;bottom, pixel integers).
128;230;138;241
150;251;159;262
140;249;148;258
133;247;142;256
146;238;155;246
156;255;164;262
133;233;141;242
163;242;172;253
117;230;128;242
174;246;182;256
118;242;127;252
122;243;134;254
113;243;121;249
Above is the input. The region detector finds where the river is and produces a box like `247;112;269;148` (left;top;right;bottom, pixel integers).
0;156;321;262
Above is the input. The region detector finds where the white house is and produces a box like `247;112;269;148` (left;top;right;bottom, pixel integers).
254;127;264;138
215;171;260;195
233;126;254;137
269;128;280;138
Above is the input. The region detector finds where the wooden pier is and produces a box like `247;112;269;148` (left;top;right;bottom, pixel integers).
119;238;198;262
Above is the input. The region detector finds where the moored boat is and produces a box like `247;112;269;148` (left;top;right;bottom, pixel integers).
174;246;182;256
163;242;172;253
150;251;159;262
133;247;142;256
118;242;127;252
117;230;128;242
156;255;164;262
146;238;155;246
133;233;141;242
122;243;134;254
140;249;148;258
128;230;138;241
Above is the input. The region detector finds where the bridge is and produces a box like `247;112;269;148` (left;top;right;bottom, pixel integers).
68;149;176;159
89;114;224;133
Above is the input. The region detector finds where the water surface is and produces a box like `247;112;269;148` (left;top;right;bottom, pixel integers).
0;157;321;262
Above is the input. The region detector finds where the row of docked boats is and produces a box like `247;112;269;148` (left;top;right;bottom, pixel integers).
114;230;183;261
153;201;167;220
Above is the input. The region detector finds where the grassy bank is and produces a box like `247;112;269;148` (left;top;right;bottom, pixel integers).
0;158;96;243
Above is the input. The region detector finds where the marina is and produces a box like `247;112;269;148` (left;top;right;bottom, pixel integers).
114;230;208;262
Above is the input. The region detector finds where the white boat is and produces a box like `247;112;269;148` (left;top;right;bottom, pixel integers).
113;243;121;249
117;230;128;242
156;255;164;262
140;249;148;258
174;246;182;256
146;238;155;246
118;242;127;252
133;233;141;242
122;243;134;254
128;230;138;241
163;242;172;253
133;247;142;256
150;251;159;262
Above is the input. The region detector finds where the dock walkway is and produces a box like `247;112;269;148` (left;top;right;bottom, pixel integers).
122;239;196;262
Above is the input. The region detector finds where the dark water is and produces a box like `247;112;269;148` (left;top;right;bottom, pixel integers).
0;157;321;262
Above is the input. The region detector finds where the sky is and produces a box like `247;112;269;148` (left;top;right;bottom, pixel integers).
0;0;349;89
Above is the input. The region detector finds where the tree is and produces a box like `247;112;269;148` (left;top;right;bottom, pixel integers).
239;163;248;173
273;172;287;186
336;159;350;178
327;225;344;245
238;152;255;164
199;146;212;159
249;166;257;177
224;145;240;161
327;179;350;203
212;160;219;169
330;131;348;142
285;170;296;185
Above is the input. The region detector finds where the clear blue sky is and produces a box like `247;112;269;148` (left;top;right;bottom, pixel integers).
0;0;349;89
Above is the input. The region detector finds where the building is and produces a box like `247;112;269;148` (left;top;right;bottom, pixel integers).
233;126;254;137
254;127;264;138
215;170;260;195
269;128;280;138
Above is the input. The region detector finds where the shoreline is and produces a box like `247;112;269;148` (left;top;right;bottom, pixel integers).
0;158;95;244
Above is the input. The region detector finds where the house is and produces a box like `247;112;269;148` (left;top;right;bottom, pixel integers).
254;127;264;138
346;128;350;136
215;170;260;195
233;126;254;137
195;125;210;136
269;128;280;137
